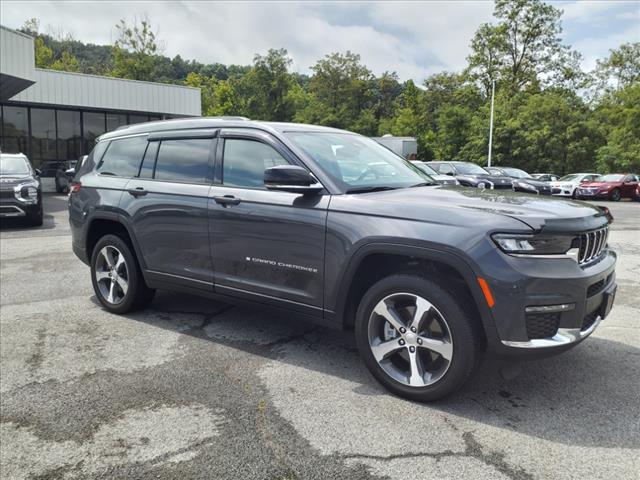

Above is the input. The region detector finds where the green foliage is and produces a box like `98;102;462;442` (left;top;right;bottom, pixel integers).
110;18;159;81
18;3;638;173
595;84;640;172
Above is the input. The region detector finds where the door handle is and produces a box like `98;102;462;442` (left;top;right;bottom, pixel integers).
213;195;241;206
127;187;148;197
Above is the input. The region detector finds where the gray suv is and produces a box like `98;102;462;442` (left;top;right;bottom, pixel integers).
69;118;617;401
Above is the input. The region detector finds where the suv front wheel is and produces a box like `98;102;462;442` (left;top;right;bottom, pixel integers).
355;274;483;401
90;234;155;314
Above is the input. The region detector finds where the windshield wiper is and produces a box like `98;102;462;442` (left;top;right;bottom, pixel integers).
346;186;399;194
409;182;438;187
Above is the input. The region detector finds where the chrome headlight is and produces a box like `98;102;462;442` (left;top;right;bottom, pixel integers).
492;233;578;257
14;181;39;203
514;181;537;192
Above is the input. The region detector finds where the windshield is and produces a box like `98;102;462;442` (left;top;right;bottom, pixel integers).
559;174;579;181
456;163;489;175
415;162;438;175
285;132;433;191
0;155;30;175
595;174;624;182
503;167;530;178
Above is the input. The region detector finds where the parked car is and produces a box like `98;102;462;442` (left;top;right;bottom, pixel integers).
485;166;552;195
635;183;640;202
550;173;600;198
531;173;560;182
0;153;43;225
69;118;617;402
576;174;640;201
426;161;513;189
411;161;459;185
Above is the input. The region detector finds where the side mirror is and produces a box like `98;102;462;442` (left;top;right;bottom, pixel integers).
445;171;455;176
65;168;76;178
264;165;323;194
35;169;42;176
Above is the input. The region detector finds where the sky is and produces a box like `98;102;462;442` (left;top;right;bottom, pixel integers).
1;1;638;82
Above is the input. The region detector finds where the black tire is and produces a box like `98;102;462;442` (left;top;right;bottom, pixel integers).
90;234;155;314
355;274;484;402
610;188;621;202
29;206;43;226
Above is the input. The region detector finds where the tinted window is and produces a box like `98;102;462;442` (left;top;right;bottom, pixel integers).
30;108;57;162
139;141;158;178
57;110;82;160
98;136;147;177
1;106;29;154
83;112;106;153
223;139;289;188
154;139;212;183
436;163;454;174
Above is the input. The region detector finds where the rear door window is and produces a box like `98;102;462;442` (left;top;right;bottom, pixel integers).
97;136;147;177
153;138;213;183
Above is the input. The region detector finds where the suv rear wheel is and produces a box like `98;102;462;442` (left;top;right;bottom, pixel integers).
355;274;483;401
90;234;155;314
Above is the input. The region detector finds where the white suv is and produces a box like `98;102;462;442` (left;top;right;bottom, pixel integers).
550;173;599;198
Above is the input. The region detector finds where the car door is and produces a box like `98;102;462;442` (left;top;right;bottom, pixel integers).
208;128;329;315
622;175;639;197
120;129;216;291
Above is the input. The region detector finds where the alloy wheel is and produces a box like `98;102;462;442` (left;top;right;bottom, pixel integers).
368;292;453;387
94;245;129;304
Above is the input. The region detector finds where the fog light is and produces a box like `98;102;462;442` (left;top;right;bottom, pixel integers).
525;303;575;314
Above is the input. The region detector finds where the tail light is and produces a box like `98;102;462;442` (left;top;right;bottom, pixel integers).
70;182;81;194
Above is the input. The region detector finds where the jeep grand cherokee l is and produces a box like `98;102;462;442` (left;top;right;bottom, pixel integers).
69;118;617;401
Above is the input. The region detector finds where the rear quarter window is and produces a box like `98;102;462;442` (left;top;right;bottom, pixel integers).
96;136;147;177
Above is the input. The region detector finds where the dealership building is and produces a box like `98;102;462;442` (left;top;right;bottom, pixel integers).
0;25;201;189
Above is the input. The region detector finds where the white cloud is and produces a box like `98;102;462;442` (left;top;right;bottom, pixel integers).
0;0;637;83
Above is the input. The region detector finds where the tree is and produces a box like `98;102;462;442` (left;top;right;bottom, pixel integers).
111;17;161;81
307;51;374;130
467;0;583;94
239;49;294;121
595;83;640;172
593;43;640;96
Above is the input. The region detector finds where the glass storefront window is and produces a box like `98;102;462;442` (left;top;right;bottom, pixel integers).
1;105;29;154
129;114;149;125
106;113;128;132
30;108;57;168
83;112;106;153
57;110;82;161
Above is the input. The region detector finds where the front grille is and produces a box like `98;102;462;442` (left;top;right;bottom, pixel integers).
525;312;560;339
581;313;598;331
0;190;15;199
578;227;608;264
493;183;513;190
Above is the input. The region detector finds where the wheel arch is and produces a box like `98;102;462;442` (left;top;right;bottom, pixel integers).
85;213;147;272
330;243;498;345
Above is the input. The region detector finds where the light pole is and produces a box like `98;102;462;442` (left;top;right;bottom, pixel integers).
487;79;495;167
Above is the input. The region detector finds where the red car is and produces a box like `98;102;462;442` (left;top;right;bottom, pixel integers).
576;173;640;201
635;183;640;202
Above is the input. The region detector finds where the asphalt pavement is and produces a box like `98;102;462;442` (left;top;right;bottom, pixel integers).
1;194;638;480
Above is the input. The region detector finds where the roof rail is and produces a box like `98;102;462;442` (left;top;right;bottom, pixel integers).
207;116;250;121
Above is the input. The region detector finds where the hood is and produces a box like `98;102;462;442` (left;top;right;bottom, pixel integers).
515;178;548;187
330;185;610;233
579;181;616;188
457;174;513;185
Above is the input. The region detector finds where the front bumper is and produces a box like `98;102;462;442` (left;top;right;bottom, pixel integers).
478;245;617;358
551;187;574;196
0;198;40;217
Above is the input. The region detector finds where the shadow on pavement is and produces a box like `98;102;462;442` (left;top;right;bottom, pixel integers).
119;288;639;451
